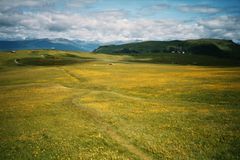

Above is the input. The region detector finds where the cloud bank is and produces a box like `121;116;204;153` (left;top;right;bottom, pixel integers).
0;0;239;42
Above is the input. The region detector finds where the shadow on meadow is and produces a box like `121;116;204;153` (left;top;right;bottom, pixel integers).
8;53;95;66
121;53;240;67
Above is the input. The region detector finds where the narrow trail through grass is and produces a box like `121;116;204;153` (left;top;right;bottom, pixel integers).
62;67;152;160
70;95;152;160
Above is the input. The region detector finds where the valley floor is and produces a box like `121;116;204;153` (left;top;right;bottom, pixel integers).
0;50;239;159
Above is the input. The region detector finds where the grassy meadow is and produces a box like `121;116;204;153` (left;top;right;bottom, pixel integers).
0;50;239;159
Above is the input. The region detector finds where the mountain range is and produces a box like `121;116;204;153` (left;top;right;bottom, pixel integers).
0;38;100;52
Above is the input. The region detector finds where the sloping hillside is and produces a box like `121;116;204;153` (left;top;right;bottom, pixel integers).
94;39;240;58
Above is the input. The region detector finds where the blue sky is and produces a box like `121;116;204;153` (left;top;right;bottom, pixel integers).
0;0;240;42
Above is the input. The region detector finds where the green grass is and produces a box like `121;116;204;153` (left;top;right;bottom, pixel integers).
94;39;240;66
122;53;240;66
0;50;239;159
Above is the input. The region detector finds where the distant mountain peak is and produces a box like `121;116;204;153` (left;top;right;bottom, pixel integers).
0;38;100;52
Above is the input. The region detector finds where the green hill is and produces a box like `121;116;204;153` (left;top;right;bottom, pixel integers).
94;39;240;57
93;39;240;66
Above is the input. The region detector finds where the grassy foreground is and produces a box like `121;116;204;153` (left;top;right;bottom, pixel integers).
0;50;239;159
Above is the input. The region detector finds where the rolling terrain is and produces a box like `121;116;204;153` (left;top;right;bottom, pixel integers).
94;39;240;66
0;50;239;159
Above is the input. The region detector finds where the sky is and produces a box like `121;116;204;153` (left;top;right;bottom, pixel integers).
0;0;240;42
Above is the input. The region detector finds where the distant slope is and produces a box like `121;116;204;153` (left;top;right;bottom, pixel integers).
0;38;99;52
93;39;240;66
94;39;240;58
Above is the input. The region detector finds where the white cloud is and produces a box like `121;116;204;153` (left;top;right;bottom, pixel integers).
179;5;221;14
198;16;240;39
0;0;56;12
149;4;171;11
0;10;239;42
1;0;239;42
66;0;97;8
138;4;171;17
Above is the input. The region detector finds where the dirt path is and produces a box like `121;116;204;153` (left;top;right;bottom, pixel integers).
71;96;151;160
105;128;151;160
60;68;143;101
62;68;152;160
60;68;83;82
95;90;143;101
